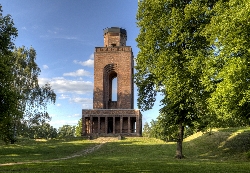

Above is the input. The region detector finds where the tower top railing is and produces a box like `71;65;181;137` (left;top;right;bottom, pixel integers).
103;27;126;35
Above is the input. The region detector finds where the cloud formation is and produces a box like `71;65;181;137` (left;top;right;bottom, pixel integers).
43;65;49;69
50;120;78;127
68;114;81;118
71;97;92;108
58;94;92;108
39;77;93;94
63;69;91;77
74;54;94;67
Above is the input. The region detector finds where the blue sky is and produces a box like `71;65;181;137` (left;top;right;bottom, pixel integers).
1;0;162;129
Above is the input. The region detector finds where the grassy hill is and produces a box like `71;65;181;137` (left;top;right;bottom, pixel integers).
184;127;250;161
0;127;249;172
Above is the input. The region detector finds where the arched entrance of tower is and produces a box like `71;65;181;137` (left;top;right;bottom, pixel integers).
103;63;118;109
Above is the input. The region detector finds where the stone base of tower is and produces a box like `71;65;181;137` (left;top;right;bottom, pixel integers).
82;109;142;137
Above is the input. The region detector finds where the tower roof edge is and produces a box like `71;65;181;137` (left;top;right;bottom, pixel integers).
103;27;126;35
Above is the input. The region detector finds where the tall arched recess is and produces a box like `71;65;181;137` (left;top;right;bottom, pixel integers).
103;63;118;109
112;77;117;101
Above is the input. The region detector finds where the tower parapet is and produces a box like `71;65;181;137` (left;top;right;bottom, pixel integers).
103;27;127;47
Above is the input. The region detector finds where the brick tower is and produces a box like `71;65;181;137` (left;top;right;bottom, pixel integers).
82;27;142;137
94;27;134;110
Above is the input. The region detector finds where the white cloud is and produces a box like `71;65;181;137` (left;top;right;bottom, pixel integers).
74;54;94;67
56;103;61;107
70;97;92;108
68;114;81;118
89;53;94;59
74;59;94;67
21;27;27;30
50;120;78;128
43;65;49;69
71;97;92;103
39;77;93;94
63;69;91;77
57;95;92;108
59;94;70;99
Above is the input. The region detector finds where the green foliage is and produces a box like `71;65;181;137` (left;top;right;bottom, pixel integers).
0;4;19;144
58;125;76;138
136;0;250;158
201;0;250;123
27;123;57;139
1;47;56;143
0;5;17;53
144;116;197;142
0;5;56;143
142;121;151;137
136;0;217;158
75;118;82;137
246;151;250;159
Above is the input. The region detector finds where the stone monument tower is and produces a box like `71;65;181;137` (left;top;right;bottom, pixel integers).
82;27;142;137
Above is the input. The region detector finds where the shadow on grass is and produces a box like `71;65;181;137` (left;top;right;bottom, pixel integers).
184;127;250;161
0;138;97;164
1;137;250;173
1;130;250;172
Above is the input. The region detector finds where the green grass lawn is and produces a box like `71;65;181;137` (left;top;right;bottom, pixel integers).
0;127;250;172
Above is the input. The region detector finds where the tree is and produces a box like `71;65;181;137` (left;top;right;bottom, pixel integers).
142;122;151;137
3;46;56;143
0;5;56;143
202;0;250;125
19;122;58;139
145;115;196;142
58;125;76;138
31;123;57;139
75;118;82;137
136;0;217;158
0;5;18;143
11;47;56;140
150;116;179;142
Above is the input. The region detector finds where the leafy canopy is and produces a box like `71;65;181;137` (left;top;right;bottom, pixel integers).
136;0;217;158
0;5;56;143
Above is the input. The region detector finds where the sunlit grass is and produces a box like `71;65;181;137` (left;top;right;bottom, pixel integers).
0;138;97;163
0;127;249;172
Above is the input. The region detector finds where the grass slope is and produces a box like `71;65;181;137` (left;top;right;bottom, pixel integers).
0;127;249;173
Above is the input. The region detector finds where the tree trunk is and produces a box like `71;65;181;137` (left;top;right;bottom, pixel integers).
175;122;184;159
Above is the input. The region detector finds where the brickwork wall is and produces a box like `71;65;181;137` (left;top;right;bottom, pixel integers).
104;32;126;47
93;47;134;109
82;109;141;115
